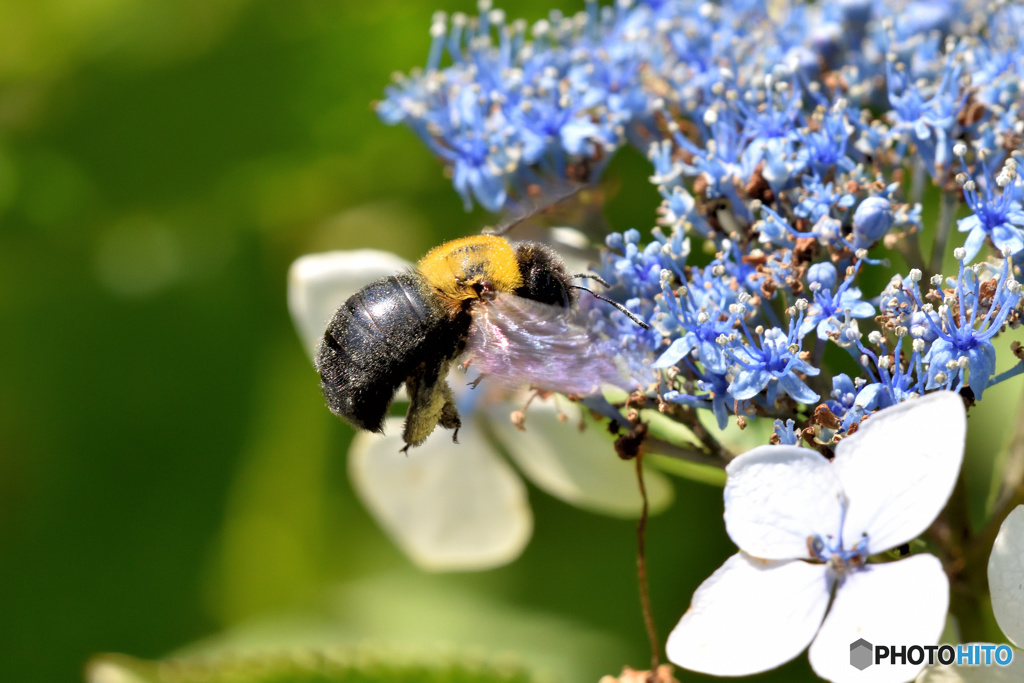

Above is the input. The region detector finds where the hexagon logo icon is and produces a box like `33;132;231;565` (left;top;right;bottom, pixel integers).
850;638;873;670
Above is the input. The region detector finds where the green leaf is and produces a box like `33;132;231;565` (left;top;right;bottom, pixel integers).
87;648;540;683
116;573;633;683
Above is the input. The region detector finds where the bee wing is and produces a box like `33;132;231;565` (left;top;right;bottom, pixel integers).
465;292;635;395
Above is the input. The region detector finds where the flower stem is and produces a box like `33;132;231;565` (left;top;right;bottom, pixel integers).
910;158;927;205
896;227;927;274
986;361;1024;391
635;452;661;678
929;190;958;275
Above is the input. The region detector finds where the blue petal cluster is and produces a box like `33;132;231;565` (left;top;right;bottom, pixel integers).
382;0;1024;443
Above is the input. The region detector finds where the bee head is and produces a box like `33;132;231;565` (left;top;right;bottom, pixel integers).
512;242;576;308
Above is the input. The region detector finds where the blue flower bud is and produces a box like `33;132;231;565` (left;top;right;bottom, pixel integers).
852;197;893;249
807;262;838;293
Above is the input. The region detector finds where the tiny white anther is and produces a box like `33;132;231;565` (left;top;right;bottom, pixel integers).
913;338;926;353
954;247;967;261
795;298;809;310
953;142;967;157
908;269;922;282
934;371;949;383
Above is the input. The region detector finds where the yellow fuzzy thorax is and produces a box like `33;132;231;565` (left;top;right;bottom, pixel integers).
417;234;523;303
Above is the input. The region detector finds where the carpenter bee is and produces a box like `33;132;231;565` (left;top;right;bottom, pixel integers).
315;233;648;451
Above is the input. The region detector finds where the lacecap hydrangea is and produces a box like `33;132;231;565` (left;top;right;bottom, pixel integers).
377;0;1024;448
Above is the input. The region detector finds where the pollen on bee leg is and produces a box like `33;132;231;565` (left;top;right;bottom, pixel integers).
402;363;460;450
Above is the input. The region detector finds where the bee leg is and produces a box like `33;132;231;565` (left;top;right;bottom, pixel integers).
437;378;462;443
401;361;462;450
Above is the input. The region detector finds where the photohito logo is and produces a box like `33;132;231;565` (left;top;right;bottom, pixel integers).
848;640;1015;670
850;639;873;670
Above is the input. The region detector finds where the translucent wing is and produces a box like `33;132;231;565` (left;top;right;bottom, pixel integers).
465;292;635;395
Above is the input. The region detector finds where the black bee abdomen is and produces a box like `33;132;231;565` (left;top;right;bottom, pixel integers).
315;273;469;433
513;242;576;307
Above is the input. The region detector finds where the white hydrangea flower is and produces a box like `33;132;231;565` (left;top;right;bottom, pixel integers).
917;505;1024;682
990;505;1024;653
667;392;966;683
288;249;673;571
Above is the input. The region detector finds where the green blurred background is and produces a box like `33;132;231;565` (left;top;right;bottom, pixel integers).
0;1;1018;682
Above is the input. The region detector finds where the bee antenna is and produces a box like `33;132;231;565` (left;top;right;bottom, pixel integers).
573;272;611;288
571;285;651;330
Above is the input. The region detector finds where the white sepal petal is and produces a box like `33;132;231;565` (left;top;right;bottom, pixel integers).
349;417;531;571
988;505;1024;648
832;392;966;553
810;554;949;683
667;552;832;677
287;250;412;360
724;445;843;559
487;399;673;517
